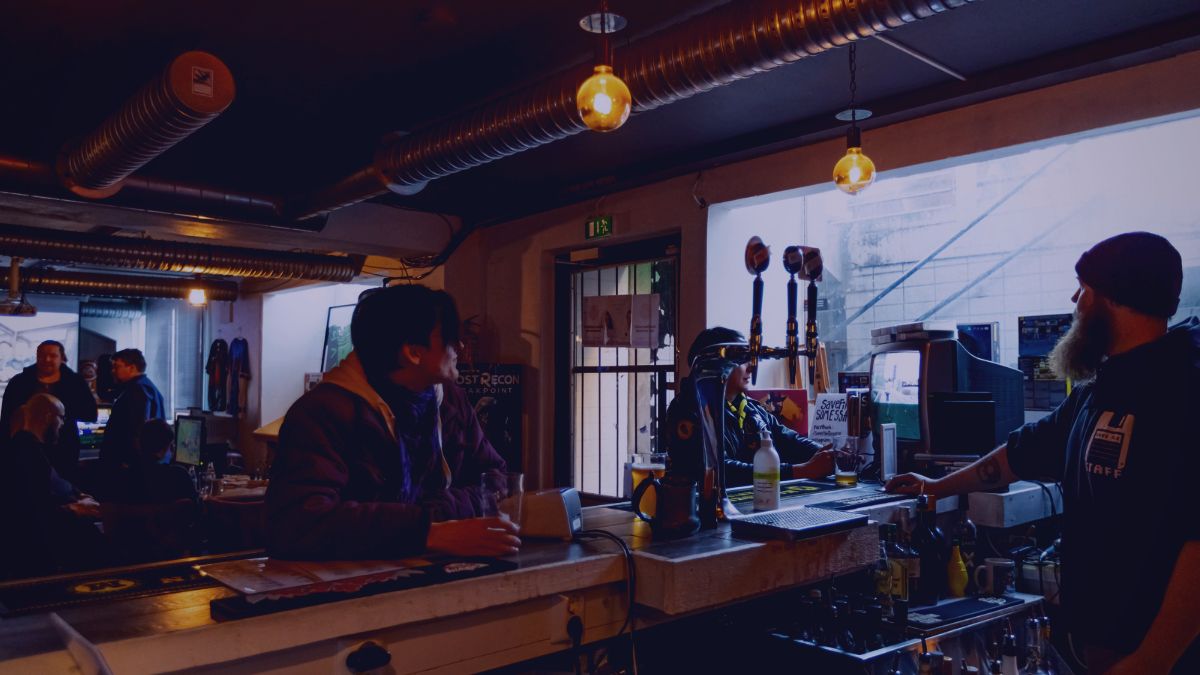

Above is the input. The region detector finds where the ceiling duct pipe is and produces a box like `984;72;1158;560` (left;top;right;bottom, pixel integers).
0;223;363;282
296;0;974;219
12;268;238;302
0;152;286;222
58;51;235;198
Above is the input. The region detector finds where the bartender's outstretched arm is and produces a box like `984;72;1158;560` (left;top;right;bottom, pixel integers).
884;444;1019;498
426;517;521;557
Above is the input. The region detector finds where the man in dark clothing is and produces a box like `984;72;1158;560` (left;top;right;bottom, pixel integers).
887;232;1199;674
101;348;166;468
0;340;98;478
0;394;101;578
266;285;519;560
665;327;834;486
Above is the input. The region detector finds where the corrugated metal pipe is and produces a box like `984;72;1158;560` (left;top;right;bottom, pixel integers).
0;224;363;282
11;268;238;302
0;154;285;222
58;51;236;198
296;0;974;219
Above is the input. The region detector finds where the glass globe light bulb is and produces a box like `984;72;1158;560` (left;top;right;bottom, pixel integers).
833;146;876;194
577;65;631;132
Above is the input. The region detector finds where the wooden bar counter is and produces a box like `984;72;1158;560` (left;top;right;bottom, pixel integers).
0;506;877;674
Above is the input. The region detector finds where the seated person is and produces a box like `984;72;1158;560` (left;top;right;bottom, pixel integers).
665;327;835;486
0;393;102;578
107;419;199;505
265;284;520;560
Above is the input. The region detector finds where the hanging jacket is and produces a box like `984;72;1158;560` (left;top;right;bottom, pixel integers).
205;338;229;412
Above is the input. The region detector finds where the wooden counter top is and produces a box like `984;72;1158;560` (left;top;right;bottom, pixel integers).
1;504;877;674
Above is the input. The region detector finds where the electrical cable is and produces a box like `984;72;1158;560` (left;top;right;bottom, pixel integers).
575;528;639;673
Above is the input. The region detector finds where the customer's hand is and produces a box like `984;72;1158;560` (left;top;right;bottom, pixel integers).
65;496;101;519
426;517;521;557
883;473;942;497
793;450;836;479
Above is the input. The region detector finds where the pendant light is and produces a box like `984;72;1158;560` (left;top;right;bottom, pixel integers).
577;0;631;132
832;43;876;194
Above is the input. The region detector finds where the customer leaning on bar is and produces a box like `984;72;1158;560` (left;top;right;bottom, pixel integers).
887;232;1199;674
265;284;519;560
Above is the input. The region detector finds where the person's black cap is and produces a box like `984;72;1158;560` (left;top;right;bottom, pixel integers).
1075;232;1182;318
687;326;747;366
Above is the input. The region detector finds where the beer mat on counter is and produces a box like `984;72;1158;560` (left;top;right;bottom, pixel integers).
904;595;1023;631
208;557;517;621
0;563;219;616
610;479;846;512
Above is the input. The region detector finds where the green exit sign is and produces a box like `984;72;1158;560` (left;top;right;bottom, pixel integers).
585;215;613;240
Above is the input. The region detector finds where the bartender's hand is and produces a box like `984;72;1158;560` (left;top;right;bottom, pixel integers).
793;450;836;479
426;517;521;557
884;473;943;497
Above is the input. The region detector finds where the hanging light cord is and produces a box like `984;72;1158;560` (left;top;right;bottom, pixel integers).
601;0;611;65
848;42;858;128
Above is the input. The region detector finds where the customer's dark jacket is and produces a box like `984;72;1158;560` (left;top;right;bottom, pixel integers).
100;373;166;467
0;364;98;474
666;374;824;486
265;351;506;560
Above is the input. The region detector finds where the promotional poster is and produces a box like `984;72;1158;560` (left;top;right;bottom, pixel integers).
456;363;523;471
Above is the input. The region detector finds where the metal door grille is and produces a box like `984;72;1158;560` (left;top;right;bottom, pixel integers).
569;257;676;498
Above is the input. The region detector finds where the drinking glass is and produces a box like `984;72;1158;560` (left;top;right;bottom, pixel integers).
481;471;524;526
630;452;667;518
834;435;861;486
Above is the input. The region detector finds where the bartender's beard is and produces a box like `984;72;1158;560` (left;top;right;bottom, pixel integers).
1048;302;1113;381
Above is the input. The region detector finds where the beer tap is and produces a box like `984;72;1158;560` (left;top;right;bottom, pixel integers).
782;246;803;385
744;236;770;384
798;245;823;396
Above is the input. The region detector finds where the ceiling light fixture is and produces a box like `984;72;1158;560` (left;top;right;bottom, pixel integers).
832;43;876;195
187;288;208;306
577;0;631;132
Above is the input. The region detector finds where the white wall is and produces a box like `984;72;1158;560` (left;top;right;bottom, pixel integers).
259;282;379;427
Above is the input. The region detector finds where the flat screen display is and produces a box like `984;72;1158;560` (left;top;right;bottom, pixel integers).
871;350;922;440
174;416;204;466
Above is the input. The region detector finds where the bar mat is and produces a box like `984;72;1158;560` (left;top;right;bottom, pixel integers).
612;479;845;512
209;557;518;621
906;595;1023;631
0;564;219;617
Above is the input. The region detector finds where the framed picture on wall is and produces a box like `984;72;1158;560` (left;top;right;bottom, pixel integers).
321;304;356;372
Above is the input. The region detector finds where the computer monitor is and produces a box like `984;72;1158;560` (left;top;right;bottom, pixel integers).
870;338;1023;459
76;406;113;450
174;415;205;467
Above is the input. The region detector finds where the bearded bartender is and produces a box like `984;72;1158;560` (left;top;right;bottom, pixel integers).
886;233;1199;674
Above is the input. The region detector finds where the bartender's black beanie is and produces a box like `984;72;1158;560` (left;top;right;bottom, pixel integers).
1074;232;1182;318
687;326;746;368
351;284;460;373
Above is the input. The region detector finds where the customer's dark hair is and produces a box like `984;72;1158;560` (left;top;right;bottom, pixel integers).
137;418;174;459
351;284;461;375
113;348;147;372
38;340;68;362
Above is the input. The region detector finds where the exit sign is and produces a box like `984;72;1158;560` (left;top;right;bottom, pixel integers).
585;215;613;240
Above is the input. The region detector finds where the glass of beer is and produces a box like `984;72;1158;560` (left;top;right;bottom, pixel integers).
630;452;668;518
834;435;861;487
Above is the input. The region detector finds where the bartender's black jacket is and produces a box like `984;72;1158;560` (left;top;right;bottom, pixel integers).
665;375;823;486
1006;316;1199;670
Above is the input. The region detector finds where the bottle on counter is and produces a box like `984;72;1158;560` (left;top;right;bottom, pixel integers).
910;494;950;606
961;659;980;674
946;536;969;597
203;462;219;497
1000;627;1019;675
883;523;917;603
952;498;978;584
752;429;780;512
